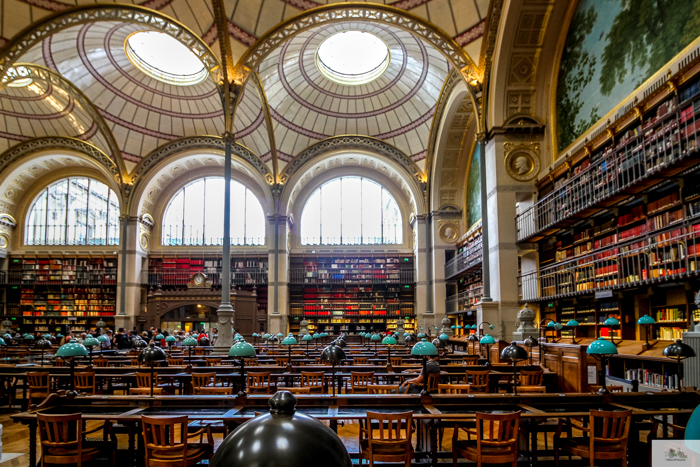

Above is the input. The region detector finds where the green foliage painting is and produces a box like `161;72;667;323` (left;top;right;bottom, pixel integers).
556;0;700;152
466;142;481;229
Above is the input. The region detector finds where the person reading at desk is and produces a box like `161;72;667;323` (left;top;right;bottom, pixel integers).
395;355;440;394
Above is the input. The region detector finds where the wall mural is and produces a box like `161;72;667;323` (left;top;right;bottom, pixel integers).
556;0;700;152
466;142;482;229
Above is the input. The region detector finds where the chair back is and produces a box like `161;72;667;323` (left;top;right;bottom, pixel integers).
266;350;279;356
475;411;520;456
292;351;306;356
27;371;50;398
389;357;403;367
141;415;189;467
363;411;414;457
353;357;369;365
54;358;68;367
194;347;204;355
74;371;96;395
438;383;472;394
168;357;184;366
93;357;109;367
590;409;632;451
519;369;544;386
206;358;221;367
276;357;291;366
462;355;479;365
37;413;83;460
348;350;362;355
192;372;216;390
351;372;375;393
427;373;440;391
130;358;140;366
248;371;273;394
465;369;490;392
136;372;156;388
197;387;233;395
367;384;398;394
301;371;324;393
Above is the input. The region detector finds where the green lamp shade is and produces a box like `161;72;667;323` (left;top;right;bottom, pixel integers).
314;333;321;339
487;324;494;330
370;333;380;341
417;332;426;338
451;325;456;329
165;335;176;342
302;334;313;341
566;319;580;327
604;317;620;326
554;323;564;331
638;314;656;324
382;336;397;345
82;336;99;347
403;332;409;337
182;337;198;346
480;334;496;345
234;334;242;341
587;337;619;355
456;325;462;329
97;335;109;342
24;334;34;341
57;334;64;339
411;338;438;356
56;341;88;358
155;333;165;340
277;333;284;338
685;404;700;453
229;341;256;357
3;334;11;340
282;336;297;345
547;321;556;327
252;333;258;337
0;337;6;346
439;333;449;341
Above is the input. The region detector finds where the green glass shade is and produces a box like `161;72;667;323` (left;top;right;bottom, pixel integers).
3;334;11;340
302;334;313;341
403;332;409;337
566;319;580;326
24;334;34;341
685;404;700;453
638;314;656;324
587;337;619;355
439;333;449;341
22;333;28;338
277;333;284;338
553;323;564;331
370;333;381;341
480;334;496;345
547;321;557;327
155;333;164;340
97;335;109;342
417;332;426;338
165;335;176;342
56;334;64;339
56;341;88;357
229;341;256;357
451;325;456;329
487;324;495;330
282;336;297;346
604;317;620;326
456;325;462;329
382;336;397;345
252;333;258;337
82;336;99;347
411;338;438;356
0;337;5;346
182;337;198;346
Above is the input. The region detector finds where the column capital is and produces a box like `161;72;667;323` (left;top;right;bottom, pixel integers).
222;132;236;144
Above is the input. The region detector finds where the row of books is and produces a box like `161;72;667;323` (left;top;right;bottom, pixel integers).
654;307;686;322
625;369;679;390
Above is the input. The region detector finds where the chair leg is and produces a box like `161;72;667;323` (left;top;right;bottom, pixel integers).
554;446;560;467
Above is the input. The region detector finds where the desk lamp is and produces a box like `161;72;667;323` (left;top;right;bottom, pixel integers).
477;322;495;340
566;319;580;344
663;339;696;391
411;338;438;395
229;340;256;397
155;333;164;347
138;343;166;397
602;317;621;346
302;333;313;352
479;334;496;366
321;342;346;397
638;315;657;351
82;336;99;367
165;335;176;355
382;335;397;370
523;336;538;365
500;342;529;395
587;337;618;394
276;333;284;348
417;328;426;339
467;334;478;356
24;333;34;350
370;332;381;353
34;336;51;367
182;336;198;367
553;322;564;342
282;335;297;368
56;339;88;397
405;334;414;348
97;333;109;352
438;333;450;356
251;333;258;345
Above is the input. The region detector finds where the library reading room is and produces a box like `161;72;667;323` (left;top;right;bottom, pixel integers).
0;0;699;465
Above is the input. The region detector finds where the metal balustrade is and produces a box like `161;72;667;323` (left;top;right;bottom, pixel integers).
288;302;415;318
7;268;118;286
519;219;700;301
516;103;700;242
444;239;482;279
287;268;414;285
141;269;268;286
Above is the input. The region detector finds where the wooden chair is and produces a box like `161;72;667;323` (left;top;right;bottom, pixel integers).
53;358;68;367
464;369;490;393
191;372;217;393
168;357;184;366
367;384;399;394
93;357;109;368
353;357;369;365
266;350;280;356
130;358;140;367
453;411;521;467
285;387;311;395
38;413;116;467
554;409;632;467
359;411;414;466
438;384;472;394
348;350;362;355
141;415;213;467
300;371;325;394
27;371;50;402
197;387;233;395
462;355;480;365
248;371;275;394
136;372;156;389
350;372;375;394
194;347;204;355
389;357;403;367
205;358;221;367
74;371;96;395
276;357;291;366
128;388;163;395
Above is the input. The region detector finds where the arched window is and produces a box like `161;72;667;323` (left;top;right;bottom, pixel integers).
26;177;120;246
162;177;265;246
300;176;402;245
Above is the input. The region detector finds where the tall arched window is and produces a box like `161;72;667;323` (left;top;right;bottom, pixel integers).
301;176;402;245
26;177;120;246
162;177;265;246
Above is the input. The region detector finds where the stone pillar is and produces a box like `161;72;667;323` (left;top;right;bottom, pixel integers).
267;214;289;335
412;215;429;331
431;210;460;336
115;215;145;331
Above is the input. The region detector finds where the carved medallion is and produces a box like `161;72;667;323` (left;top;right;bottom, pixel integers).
504;141;541;182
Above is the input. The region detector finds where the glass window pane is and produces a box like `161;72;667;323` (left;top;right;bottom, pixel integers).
163;190;184;246
203;178;224;245
46;179;68;245
108;192;120;245
300;190;321;245
382;188;402;244
27;191;47;245
87;179;109;245
361;179;382;244
320;180;341;245
230;180;246;245
245;189;265;245
341;177;362;244
183;180;205;245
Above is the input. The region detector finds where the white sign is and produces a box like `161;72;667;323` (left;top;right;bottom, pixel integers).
587;365;597;384
595;289;614;299
653;440;700;465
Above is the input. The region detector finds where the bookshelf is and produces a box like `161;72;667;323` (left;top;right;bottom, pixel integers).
446;225;482;332
287;254;415;334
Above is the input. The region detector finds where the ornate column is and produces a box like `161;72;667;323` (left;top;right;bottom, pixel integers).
115;214;146;331
267;213;289;335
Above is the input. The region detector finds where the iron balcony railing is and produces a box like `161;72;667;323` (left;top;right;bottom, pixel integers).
7;269;118;286
287;268;414;285
445;239;483;279
519;219;700;302
142;269;268;286
288;302;415;318
516;102;700;242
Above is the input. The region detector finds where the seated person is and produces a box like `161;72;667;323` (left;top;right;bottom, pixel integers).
395;355;440;394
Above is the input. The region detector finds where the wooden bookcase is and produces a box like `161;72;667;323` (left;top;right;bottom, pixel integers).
446;225;482;333
288;254;415;334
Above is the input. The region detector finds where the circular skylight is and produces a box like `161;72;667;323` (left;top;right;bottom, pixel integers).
316;31;390;85
125;31;208;86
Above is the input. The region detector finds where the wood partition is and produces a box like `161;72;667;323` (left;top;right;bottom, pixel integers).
529;341;588;393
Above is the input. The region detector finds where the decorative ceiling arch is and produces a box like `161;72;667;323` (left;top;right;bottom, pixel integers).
1;63;125;174
230;3;483;135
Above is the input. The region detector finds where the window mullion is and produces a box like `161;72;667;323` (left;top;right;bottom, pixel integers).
202;178;206;246
44;187;49;245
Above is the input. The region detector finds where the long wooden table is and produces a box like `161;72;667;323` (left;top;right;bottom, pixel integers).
11;391;698;467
